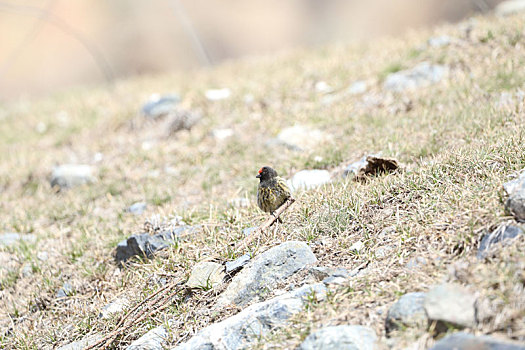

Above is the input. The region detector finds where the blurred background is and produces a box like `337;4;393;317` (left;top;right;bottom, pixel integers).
0;0;503;100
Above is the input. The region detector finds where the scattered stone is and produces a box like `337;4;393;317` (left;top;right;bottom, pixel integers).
127;202;147;215
348;80;368;95
57;333;103;350
424;283;476;331
406;257;427;270
308;266;350;281
93;152;103;163
504;169;525;221
229;197;250;208
428;36;451;48
56;282;74;298
495;0;525;16
430;332;525;350
287;170;331;191
350;240;365;253
225;254;251;275
212;128;234;140
174;283;327;350
383;62;448;92
21;263;33;277
477;223;524;259
141;93;181;119
50;164;95;189
186;262;225;289
36;122;47;134
298;325;377;350
216;241;317;308
115;226;195;263
242;227;258;236
344;155;399;180
205;88;231;101
315;81;333;93
375;245;393;258
127;323;170;350
37;251;49;261
99;297;129;319
385;292;427;334
275;125;328;151
166;109;201;135
0;233;36;247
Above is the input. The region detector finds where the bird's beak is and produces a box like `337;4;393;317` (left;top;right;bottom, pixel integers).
256;174;261;178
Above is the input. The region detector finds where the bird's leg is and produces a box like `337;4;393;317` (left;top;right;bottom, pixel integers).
271;211;283;224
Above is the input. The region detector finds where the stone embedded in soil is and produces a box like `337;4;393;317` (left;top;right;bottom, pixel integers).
57;333;103;350
429;332;525;350
186;262;225;289
225;254;251;275
385;292;427;334
56;282;74;298
127;323;170;350
141;93;181;119
50;164;95;189
115;226;196;263
477;223;524;259
99;297;129;319
383;62;448;92
216;241;317;308
274;125;328;151
344;155;399;180
348;80;368;95
174;283;327;350
298;325;377;350
424;283;476;330
0;232;36;247
504;169;525;222
127;202;147;215
287;169;331;191
406;257;427;270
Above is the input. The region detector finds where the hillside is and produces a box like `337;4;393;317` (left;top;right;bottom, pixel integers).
1;12;524;350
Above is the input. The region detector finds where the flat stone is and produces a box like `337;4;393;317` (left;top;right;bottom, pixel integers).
0;233;36;247
477;223;524;259
288;170;331;191
298;325;377;350
141;93;181;119
205;88;231;101
50;164;95;189
212;128;234;140
174;283;327;350
308;266;350;281
127;323;170;350
216;241;317;308
385;292;427;334
383;62;448;92
275;125;328;151
424;283;476;330
56;282;74;298
225;254;251;275
57;333;103;350
504;170;525;221
99;297;129;319
348;81;368;95
127;202;147;215
496;0;525;16
430;332;525;350
186;262;225;289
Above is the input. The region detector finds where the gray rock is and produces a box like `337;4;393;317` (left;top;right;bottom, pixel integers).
385;292;427;334
115;226;194;263
275;125;328;151
50;164;95;189
166;109;201;135
348;81;368;95
216;241;317;308
37;251;48;261
127;202;147;215
99;297;129;319
225;254;251;275
344;156;369;178
142;94;181;119
428;36;451;48
406;257;427;270
56;282;74;298
288;170;331;191
242;227;258;236
127;323;170;350
495;0;525;16
58;333;103;350
309;266;350;281
477;223;524;259
375;245;393;258
424;283;476;330
298;325;377;350
504;170;525;221
186;262;225;289
0;233;36;247
430;332;525;350
174;283;327;350
383;63;448;92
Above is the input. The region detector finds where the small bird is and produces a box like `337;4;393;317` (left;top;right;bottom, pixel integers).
256;166;291;219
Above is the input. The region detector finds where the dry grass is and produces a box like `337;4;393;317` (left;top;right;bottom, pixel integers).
0;13;524;349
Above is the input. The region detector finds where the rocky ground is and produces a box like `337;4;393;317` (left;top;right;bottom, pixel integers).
1;8;525;350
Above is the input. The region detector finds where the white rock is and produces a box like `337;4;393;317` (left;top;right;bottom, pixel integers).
99;297;129;319
496;0;525;16
205;88;231;101
212;128;234;140
50;164;95;189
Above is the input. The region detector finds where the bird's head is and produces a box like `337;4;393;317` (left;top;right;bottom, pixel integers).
256;166;277;181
